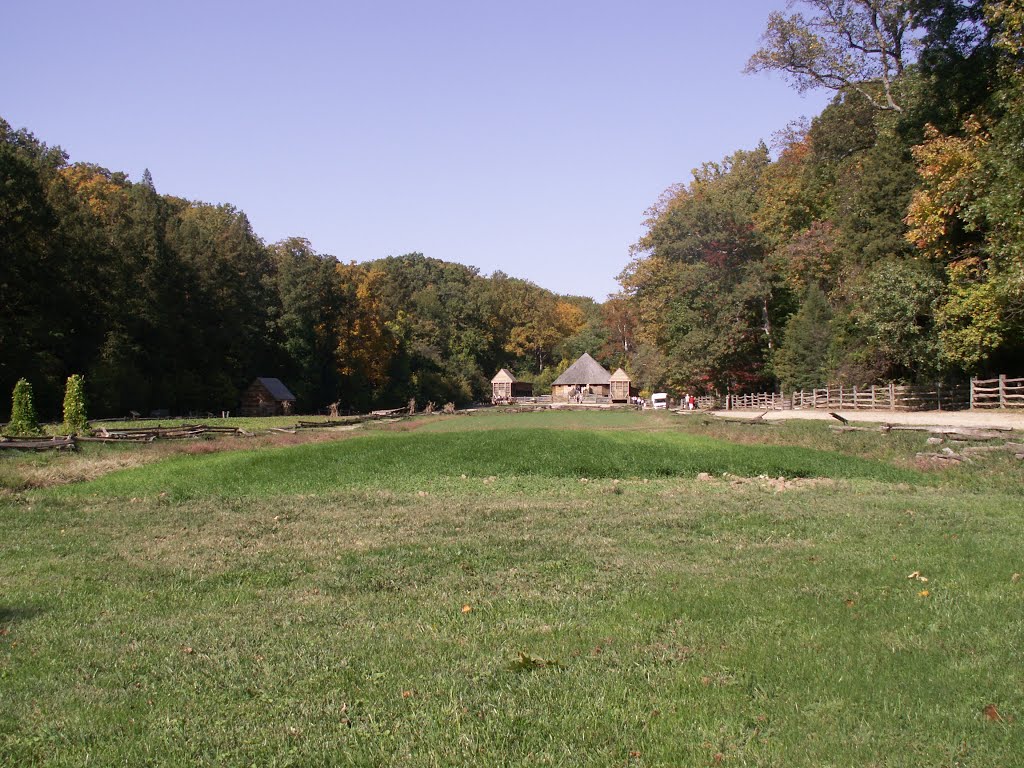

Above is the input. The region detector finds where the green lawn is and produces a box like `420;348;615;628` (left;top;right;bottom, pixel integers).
2;411;1021;766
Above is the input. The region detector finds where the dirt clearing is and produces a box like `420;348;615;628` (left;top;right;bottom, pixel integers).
709;408;1024;431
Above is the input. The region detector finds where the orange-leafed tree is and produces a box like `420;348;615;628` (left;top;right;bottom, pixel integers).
336;263;398;406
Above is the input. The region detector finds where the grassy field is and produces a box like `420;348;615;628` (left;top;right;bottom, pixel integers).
1;411;1022;766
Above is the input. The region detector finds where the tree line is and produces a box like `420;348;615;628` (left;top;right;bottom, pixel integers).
4;1;1022;419
0;124;636;419
621;0;1024;395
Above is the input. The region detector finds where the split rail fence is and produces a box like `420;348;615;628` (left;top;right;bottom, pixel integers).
970;376;1024;408
724;378;1024;411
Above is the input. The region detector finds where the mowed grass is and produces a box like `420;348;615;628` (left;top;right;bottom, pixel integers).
1;411;1022;766
67;427;922;501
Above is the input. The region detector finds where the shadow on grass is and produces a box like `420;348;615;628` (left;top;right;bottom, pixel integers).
0;605;42;626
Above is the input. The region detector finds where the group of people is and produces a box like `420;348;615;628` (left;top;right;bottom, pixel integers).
681;393;699;410
569;385;592;404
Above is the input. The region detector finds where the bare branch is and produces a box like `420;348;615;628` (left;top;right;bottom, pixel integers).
747;0;921;112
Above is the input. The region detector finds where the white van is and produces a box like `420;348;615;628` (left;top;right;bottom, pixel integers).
651;392;668;410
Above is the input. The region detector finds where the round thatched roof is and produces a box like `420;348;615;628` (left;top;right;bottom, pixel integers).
551;353;611;386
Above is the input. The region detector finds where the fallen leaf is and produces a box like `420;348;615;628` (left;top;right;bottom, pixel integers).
984;704;1002;722
461;604;472;614
512;651;562;670
918;590;930;597
1012;573;1021;583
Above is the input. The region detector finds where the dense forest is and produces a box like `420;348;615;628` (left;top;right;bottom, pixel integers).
623;0;1024;395
0;134;609;418
2;0;1022;420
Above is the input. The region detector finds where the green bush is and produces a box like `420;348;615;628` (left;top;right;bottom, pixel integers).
62;374;88;435
7;378;41;436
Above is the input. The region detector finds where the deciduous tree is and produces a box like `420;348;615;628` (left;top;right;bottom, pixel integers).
746;0;918;112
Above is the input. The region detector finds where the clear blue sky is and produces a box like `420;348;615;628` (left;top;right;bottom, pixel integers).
2;0;830;301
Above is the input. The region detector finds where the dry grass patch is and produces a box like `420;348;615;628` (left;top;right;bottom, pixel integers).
0;425;376;493
1;453;153;491
715;473;838;492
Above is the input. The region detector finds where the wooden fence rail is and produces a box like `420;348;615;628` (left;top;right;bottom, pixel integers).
725;382;972;411
971;375;1024;408
724;376;1024;411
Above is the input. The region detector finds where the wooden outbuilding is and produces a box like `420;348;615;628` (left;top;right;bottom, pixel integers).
609;368;633;403
551;353;612;402
240;377;297;417
491;369;533;403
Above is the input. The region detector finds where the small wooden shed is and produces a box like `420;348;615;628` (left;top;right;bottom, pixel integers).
240;377;296;417
491;369;533;402
609;368;633;403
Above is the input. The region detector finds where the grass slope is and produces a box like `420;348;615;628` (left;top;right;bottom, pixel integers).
68;428;921;501
2;413;1021;766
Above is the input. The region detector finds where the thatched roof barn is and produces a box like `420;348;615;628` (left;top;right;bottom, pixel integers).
609;368;633;403
491;369;533;402
240;377;296;417
551;353;612;402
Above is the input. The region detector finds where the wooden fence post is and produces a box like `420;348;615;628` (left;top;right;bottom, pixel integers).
1000;374;1007;408
970;377;975;409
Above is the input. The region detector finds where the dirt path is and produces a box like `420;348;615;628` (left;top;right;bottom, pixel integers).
708;408;1024;431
